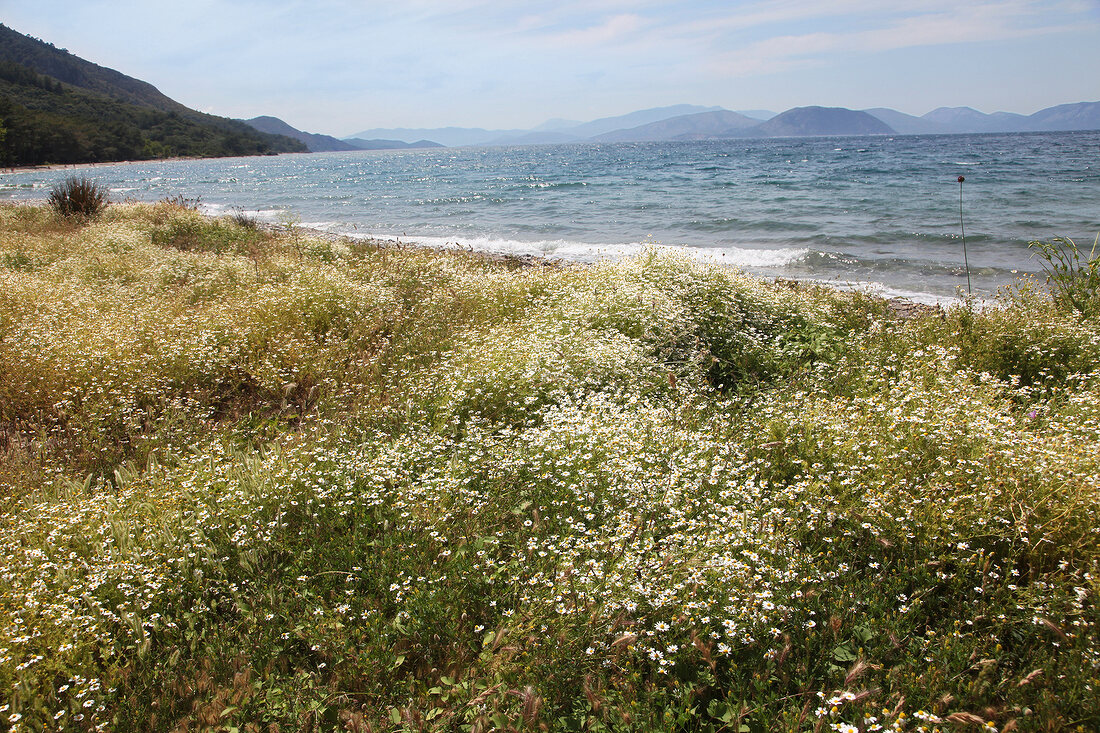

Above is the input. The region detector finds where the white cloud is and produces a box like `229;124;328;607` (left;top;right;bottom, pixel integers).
4;0;1097;130
535;14;649;47
704;1;1089;77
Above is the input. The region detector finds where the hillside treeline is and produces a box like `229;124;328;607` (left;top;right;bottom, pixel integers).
0;61;304;166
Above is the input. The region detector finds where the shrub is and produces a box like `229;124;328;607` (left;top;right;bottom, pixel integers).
150;216;270;255
901;288;1100;393
47;175;109;219
157;193;202;211
230;207;260;230
1029;234;1100;318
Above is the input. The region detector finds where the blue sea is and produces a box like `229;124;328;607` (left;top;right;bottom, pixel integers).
3;131;1098;303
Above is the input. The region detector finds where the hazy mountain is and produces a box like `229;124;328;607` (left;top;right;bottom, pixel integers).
243;116;358;152
345;126;526;147
0;24;305;166
1026;101;1100;131
864;108;952;135
917;103;1100;133
532;117;584;131
751;107;895;137
343;138;444;150
560;104;723;138
343;107;722;146
737;109;778;121
921;107;1031;133
987;111;1034;131
591;110;760;142
346;101;1100;149
482;106;730;145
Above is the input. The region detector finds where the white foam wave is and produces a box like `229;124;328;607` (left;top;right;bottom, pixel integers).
199;204;287;222
299;220;344;231
347;232;957;304
673;244;810;269
801;278;964;307
147;208;955;305
354;232;809;269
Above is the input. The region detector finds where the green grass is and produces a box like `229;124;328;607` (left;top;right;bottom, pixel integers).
0;201;1097;732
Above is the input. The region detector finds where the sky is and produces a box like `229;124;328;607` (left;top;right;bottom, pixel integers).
3;0;1100;136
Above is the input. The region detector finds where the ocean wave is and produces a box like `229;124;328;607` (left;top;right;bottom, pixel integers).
354;232;810;269
200;204;296;223
514;181;589;190
803;279;960;307
801;251;861;266
415;195;491;205
683;218;819;233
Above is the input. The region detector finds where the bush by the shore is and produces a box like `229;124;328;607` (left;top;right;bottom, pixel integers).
0;201;1097;731
46;176;109;220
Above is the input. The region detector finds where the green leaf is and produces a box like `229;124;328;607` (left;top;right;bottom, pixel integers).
832;644;857;662
707;699;736;723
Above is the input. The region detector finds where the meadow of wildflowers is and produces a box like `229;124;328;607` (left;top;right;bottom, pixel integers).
0;200;1097;731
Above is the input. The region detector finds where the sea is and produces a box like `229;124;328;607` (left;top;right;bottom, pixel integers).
3;131;1098;304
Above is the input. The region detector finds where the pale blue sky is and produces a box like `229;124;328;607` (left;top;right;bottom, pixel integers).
3;0;1099;136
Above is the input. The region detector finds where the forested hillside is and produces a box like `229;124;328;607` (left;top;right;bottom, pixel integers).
0;24;305;166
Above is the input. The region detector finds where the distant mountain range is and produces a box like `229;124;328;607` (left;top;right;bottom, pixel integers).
343;137;444;151
339;101;1100;148
754;107;894;137
342;126;526;148
0;24;305;167
239;116;447;152
242;116;358;153
591;110;759;142
917;103;1100;133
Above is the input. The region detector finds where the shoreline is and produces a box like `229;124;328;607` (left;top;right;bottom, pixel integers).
285;222;963;310
0;156;207;175
2;196;953;316
289;220;572;272
289;220;947;318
